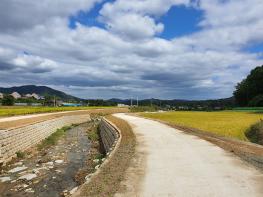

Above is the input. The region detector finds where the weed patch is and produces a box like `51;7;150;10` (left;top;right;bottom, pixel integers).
37;125;72;150
16;151;25;159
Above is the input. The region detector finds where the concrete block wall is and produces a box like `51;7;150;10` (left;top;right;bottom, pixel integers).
99;119;119;153
0;114;90;164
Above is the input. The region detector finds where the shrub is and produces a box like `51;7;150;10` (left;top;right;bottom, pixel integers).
245;120;263;145
2;95;15;106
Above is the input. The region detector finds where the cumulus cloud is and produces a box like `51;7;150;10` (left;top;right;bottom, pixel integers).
0;0;262;99
0;0;102;32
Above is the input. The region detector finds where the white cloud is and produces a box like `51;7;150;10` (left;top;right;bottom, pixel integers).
0;0;101;32
0;0;262;99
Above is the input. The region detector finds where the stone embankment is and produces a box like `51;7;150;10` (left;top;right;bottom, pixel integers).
99;118;119;153
0;114;90;164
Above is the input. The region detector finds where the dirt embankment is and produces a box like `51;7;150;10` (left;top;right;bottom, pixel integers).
76;115;136;197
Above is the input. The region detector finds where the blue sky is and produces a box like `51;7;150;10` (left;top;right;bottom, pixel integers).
0;0;262;99
158;5;203;39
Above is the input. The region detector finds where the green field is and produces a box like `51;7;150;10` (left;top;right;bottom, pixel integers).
0;106;114;117
141;111;263;141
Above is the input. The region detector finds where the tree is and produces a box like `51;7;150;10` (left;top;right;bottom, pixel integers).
248;95;263;107
234;65;263;106
2;95;15;106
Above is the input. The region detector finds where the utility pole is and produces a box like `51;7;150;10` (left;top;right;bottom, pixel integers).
131;98;133;106
53;96;56;107
137;97;139;107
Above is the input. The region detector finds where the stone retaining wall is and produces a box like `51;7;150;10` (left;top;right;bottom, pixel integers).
99;119;119;153
0;114;90;164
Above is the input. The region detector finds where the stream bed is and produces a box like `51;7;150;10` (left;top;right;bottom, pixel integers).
0;121;99;197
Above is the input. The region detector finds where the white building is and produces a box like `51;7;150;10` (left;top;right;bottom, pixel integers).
0;92;3;99
25;94;32;98
31;93;40;100
11;92;21;99
117;103;129;107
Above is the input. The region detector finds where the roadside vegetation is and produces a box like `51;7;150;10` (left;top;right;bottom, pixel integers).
245;120;263;145
141;111;263;141
0;106;116;117
79;115;136;197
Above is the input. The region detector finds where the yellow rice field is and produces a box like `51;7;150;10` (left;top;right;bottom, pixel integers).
141;111;263;140
0;106;114;117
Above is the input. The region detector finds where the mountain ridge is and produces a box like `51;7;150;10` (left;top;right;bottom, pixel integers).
0;85;81;101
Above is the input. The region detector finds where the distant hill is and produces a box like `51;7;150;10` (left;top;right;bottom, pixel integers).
0;85;81;101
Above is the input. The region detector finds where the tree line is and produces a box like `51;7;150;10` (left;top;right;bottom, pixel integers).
234;65;263;107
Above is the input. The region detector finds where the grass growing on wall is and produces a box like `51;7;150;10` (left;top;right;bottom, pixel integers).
37;125;72;150
141;111;263;141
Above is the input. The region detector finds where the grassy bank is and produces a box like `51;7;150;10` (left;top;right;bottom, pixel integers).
37;125;72;150
141;111;263;141
79;115;136;197
0;106;116;117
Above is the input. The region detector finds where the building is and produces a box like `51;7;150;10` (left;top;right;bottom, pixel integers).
25;94;32;98
31;93;40;100
0;93;3;99
11;92;21;99
61;103;81;107
117;103;129;107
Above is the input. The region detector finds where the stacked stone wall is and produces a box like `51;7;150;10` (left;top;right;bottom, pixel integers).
99;119;119;153
0;114;90;164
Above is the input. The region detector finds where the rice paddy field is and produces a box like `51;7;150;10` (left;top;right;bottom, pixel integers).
141;111;263;141
0;106;115;117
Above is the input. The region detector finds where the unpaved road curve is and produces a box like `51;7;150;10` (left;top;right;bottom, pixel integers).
114;113;263;197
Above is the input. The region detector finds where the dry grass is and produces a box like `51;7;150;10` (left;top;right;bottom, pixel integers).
141;111;263;141
78;115;136;197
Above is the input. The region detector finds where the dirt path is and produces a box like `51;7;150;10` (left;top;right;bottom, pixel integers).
114;113;263;197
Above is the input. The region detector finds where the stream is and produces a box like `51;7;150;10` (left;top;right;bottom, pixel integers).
0;121;98;197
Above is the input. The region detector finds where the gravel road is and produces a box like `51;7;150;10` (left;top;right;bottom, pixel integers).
114;113;263;197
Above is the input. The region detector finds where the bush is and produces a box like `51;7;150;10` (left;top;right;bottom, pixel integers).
248;95;263;107
1;95;15;106
245;120;263;145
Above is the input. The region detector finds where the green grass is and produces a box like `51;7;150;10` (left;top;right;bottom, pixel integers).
141;111;263;141
37;125;72;150
233;107;263;112
87;126;100;142
16;151;26;159
0;106;114;117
